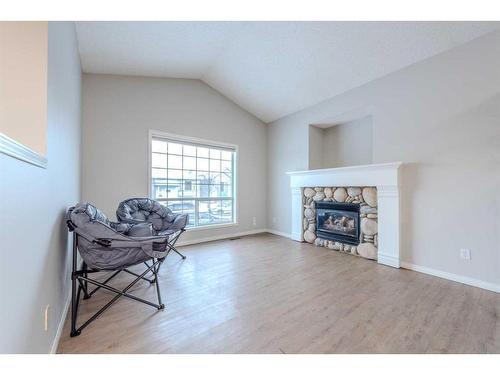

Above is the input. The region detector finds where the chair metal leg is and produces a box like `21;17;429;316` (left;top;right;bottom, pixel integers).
168;230;186;259
123;268;155;284
152;259;164;309
70;233;81;337
82;262;90;299
67;226;184;337
87;270;121;297
156;231;186;272
172;247;186;259
70;257;165;336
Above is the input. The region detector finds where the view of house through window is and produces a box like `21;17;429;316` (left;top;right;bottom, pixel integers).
150;134;236;228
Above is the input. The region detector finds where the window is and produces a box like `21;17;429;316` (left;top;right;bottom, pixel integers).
150;132;236;229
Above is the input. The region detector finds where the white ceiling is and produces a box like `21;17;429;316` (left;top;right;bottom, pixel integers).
75;21;499;123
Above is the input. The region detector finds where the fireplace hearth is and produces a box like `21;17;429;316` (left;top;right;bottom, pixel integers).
316;201;360;245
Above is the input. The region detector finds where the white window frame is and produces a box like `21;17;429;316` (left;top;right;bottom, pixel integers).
148;129;238;232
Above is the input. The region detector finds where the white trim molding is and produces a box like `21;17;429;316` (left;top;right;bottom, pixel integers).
0;132;47;168
50;289;72;354
148;129;239;230
290;187;304;241
401;262;500;294
266;228;292;239
287;162;403;268
186;222;238;232
286;162;402;183
50;257;85;354
376;184;401;269
176;229;266;247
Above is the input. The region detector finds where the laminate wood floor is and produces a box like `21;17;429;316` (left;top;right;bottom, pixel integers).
57;233;499;354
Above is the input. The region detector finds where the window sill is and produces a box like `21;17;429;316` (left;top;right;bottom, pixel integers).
185;222;238;232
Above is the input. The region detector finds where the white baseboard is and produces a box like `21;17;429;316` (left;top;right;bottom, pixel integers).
177;229;268;247
377;253;400;268
177;228;292;247
401;261;500;293
50;288;72;354
265;229;291;239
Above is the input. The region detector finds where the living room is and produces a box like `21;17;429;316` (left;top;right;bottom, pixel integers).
0;1;499;371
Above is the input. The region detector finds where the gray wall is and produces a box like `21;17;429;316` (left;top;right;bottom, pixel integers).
0;22;82;353
308;117;373;169
308;125;324;169
321;117;373;168
82;74;268;243
268;30;500;286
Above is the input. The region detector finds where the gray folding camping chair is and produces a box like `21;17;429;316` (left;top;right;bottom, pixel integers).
116;198;189;260
66;202;182;337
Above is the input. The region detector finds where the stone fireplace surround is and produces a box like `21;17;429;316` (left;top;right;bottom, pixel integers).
303;186;379;260
287;162;402;268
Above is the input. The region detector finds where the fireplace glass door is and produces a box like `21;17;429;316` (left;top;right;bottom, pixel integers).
315;201;360;245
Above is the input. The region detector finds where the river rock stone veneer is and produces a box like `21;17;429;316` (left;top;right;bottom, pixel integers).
302;186;378;260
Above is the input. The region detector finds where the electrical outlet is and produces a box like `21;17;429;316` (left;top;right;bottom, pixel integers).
44;304;50;331
460;248;471;261
252;217;257;226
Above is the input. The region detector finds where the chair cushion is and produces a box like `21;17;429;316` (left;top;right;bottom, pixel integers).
67;203;171;270
72;202;112;227
127;222;154;237
116;198;174;231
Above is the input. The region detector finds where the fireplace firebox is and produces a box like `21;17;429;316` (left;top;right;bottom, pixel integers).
315;201;360;245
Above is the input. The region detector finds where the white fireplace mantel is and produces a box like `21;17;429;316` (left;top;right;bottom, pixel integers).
287;162;403;268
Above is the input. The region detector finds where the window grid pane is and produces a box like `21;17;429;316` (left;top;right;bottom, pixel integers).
152;137;235;228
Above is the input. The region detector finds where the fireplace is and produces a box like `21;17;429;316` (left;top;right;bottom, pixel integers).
316;201;360;245
288;163;402;267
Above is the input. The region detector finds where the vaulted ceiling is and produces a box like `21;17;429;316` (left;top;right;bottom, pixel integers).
75;21;499;123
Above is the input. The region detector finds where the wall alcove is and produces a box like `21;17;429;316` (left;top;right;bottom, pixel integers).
308;114;373;170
